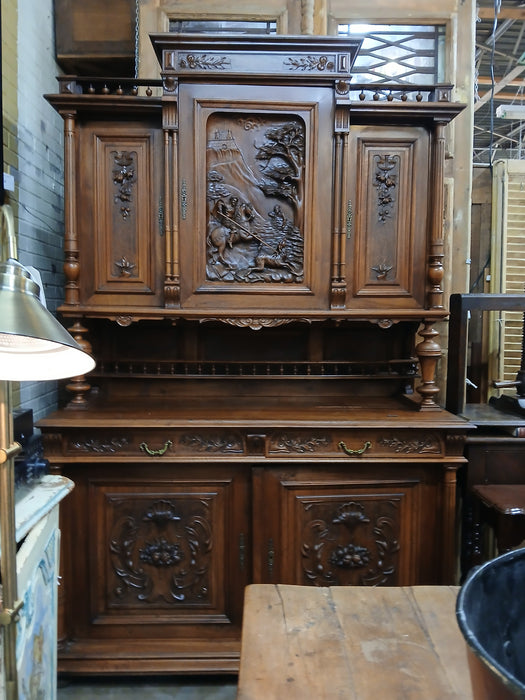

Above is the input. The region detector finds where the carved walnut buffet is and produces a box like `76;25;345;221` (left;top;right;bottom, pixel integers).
39;35;470;675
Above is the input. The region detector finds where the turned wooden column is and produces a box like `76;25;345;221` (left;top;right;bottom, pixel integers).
416;120;448;409
416;320;442;409
60;110;80;307
163;99;180;307
331;99;349;309
428;121;447;311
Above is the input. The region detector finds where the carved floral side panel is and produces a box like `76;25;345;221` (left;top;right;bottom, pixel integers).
78;125;163;307
348;125;430;308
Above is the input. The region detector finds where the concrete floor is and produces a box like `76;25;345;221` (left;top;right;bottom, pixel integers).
57;676;238;699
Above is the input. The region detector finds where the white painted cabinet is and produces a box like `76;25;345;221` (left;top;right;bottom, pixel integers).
0;475;73;699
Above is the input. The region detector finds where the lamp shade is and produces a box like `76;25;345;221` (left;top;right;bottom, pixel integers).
0;258;95;380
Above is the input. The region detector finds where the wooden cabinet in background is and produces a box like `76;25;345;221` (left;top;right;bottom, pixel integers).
41;35;470;675
54;0;134;76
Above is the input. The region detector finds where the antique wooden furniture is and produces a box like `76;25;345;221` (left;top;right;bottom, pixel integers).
54;0;135;76
446;293;525;578
39;35;470;675
472;484;525;554
237;583;473;699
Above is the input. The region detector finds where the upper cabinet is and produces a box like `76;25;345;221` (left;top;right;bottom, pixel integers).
45;35;466;412
155;34;362;317
46;35;464;324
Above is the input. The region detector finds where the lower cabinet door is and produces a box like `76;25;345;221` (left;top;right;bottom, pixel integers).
59;462;251;674
254;463;444;587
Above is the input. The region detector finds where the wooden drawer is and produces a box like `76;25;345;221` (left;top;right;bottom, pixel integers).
44;426;445;461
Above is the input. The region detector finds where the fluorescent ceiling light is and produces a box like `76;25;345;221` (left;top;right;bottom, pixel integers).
496;104;525;120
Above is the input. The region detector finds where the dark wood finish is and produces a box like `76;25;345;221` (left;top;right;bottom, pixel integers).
473;484;525;515
40;396;468;674
40;36;470;675
237;584;472;699
54;0;134;76
445;294;525;578
347;125;429;310
472;484;525;555
446;293;525;415
460;431;525;575
52;459;249;674
77;121;164;309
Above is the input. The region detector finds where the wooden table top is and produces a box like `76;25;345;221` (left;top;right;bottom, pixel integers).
237;584;473;700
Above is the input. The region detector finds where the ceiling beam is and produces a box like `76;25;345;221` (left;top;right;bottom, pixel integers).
478;7;525;20
474;63;525;111
478;90;525;100
476;76;525;86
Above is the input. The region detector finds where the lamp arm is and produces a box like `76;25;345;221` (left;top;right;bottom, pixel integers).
0;204;17;261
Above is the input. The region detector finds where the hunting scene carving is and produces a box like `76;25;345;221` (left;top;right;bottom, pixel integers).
206;114;305;284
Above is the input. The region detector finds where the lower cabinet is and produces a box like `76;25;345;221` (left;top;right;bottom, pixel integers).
254;463;446;587
56;463;250;674
39;408;467;674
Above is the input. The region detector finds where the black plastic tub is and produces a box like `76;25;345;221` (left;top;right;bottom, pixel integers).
456;547;525;699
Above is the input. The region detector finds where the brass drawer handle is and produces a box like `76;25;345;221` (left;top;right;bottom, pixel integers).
338;440;371;456
139;439;173;456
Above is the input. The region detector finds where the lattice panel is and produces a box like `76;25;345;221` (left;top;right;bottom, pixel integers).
337;24;443;85
490;160;525;389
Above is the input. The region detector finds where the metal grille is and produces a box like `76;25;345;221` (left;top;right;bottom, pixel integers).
338;24;445;84
169;20;277;34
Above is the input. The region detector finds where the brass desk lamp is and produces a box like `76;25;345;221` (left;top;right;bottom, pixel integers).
0;203;95;699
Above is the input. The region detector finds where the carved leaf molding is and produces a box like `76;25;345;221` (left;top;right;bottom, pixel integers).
283;55;335;72
180;433;243;453
71;437;129;453
378;435;441;454
112;150;136;219
373;153;399;224
270;434;330;453
179;54;231;70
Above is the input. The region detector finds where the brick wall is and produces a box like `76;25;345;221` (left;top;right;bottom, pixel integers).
2;0;65;420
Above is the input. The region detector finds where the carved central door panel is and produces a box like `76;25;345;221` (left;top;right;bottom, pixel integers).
178;84;333;310
346;125;430;309
256;464;445;587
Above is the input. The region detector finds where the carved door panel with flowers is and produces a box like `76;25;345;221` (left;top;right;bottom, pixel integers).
255;463;444;587
62;462;250;651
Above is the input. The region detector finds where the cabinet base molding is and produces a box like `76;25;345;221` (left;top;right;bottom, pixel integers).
57;640;240;675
